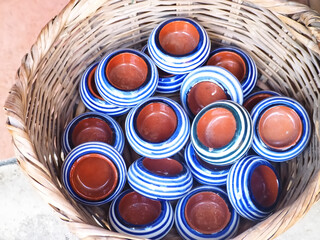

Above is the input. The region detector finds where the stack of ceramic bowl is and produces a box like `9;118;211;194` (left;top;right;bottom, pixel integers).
60;17;312;240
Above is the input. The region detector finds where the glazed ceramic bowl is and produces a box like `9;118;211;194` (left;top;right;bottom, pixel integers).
191;100;253;166
148;18;210;75
62;112;124;154
175;185;240;240
95;49;158;107
128;157;193;200
251;96;311;162
61;142;127;205
207;47;258;97
227;155;280;221
184;141;230;186
141;45;186;93
125;96;190;159
243;90;281;113
109;189;174;240
79;62;129;116
180;66;243;117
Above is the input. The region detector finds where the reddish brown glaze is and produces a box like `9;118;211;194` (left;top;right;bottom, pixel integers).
196;154;230;171
185;192;231;234
207;51;246;82
119;191;161;225
71;117;113;147
243;93;273;113
250;165;279;208
69;153;118;201
136;102;177;143
106;53;148;90
87;65;104;100
258;106;302;150
159;21;200;55
187;81;228;115
142;158;183;176
197;108;236;148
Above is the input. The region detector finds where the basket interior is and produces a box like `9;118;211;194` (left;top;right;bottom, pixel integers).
18;0;320;239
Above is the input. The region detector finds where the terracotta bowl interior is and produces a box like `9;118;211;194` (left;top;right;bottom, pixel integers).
195;154;230;171
119;191;162;225
71;117;113;148
258;105;302;150
142;157;183;176
87;65;104;100
159;20;200;56
250;165;279;208
187;81;228;115
243;93;273;112
185;191;231;234
197;108;236;149
207;51;246;82
136;102;177;143
69;153;118;201
106;52;148;90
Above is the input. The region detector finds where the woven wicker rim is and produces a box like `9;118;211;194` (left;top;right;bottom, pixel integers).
4;0;320;239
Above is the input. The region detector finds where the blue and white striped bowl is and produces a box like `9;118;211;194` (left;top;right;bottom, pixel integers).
109;189;174;240
175;185;240;240
226;155;280;221
180;66;243;118
191;100;253;166
62;112;124;154
79;62;129;116
243;90;281;113
148;18;210;75
127;157;193;200
61;142;127;206
184;141;230;186
125;97;190;159
207;47;258;97
142;45;186;93
251;96;311;162
95;49;158;107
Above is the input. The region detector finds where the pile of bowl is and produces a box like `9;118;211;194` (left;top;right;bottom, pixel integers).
61;17;311;240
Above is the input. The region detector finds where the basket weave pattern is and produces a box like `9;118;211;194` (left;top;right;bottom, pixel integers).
4;0;320;239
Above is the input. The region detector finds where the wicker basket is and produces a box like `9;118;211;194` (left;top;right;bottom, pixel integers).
4;0;320;239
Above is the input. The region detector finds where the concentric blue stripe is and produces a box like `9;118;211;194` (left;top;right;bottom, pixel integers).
251;96;311;162
127;157;193;200
125;97;190;159
191;100;253;166
148;18;210;75
61;142;127;206
226;155;280;220
62;112;125;155
95;49;158;107
180;66;243;118
175;185;240;240
79;62;129;116
184;141;230;186
109;189;174;240
243;90;281;112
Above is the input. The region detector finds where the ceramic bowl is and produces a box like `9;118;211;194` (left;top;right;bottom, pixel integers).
251;96;311;162
142;45;186;93
125;96;190;159
61;142;127;205
109;189;174;240
227;155;280;221
207;47;258;97
184;141;230;186
79;62;129;116
243;90;281;113
180;66;243;117
175;185;240;240
95;49;158;107
62;112;124;154
191;100;253;166
148;18;210;75
127;157;193;200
